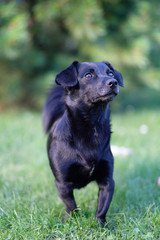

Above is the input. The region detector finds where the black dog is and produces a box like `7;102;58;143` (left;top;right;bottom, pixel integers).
43;61;123;226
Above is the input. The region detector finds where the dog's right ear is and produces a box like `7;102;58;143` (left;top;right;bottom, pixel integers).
55;61;79;87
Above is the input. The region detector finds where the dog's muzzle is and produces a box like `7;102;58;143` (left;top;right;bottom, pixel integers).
91;81;119;103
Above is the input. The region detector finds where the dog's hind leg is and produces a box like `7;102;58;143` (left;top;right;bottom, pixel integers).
56;181;77;214
96;178;115;227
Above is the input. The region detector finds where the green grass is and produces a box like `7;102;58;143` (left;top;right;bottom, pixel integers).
0;109;160;239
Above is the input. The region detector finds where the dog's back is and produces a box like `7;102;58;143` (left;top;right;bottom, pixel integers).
43;85;65;133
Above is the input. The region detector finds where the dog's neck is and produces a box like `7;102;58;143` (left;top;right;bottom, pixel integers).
66;102;110;128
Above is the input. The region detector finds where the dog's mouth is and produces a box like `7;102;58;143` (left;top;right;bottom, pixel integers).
92;91;118;103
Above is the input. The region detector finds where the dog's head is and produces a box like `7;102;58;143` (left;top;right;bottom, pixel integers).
55;61;123;105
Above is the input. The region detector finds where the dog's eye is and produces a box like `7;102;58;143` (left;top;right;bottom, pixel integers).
85;72;93;79
107;70;114;77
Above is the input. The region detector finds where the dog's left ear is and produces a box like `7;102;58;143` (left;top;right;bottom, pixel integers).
55;61;79;87
103;61;124;87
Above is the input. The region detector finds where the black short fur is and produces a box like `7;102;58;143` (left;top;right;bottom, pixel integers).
43;61;123;226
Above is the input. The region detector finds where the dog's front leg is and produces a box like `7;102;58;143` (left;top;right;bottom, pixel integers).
56;181;77;214
96;178;114;226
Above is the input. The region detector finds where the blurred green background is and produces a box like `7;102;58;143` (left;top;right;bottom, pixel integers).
1;2;160;238
0;0;160;111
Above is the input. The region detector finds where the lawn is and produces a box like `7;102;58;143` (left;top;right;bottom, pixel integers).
0;109;160;239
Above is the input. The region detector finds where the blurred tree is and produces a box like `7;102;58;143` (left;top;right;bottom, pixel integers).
0;0;159;109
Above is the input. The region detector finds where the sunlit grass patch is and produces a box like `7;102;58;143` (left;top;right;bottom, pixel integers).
0;109;160;239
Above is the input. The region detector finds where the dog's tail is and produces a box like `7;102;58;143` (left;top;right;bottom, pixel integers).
42;85;65;133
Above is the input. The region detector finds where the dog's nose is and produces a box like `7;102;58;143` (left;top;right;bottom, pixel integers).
107;79;118;88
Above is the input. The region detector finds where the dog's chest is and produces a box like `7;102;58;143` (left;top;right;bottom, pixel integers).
67;133;109;183
93;126;98;137
70;122;110;163
66;140;108;189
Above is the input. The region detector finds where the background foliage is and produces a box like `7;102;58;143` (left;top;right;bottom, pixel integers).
0;0;160;110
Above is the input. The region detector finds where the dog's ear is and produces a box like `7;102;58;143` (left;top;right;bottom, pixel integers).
55;61;79;87
103;61;124;87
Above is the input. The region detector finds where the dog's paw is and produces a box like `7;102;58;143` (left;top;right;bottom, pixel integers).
61;209;79;223
96;218;114;231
